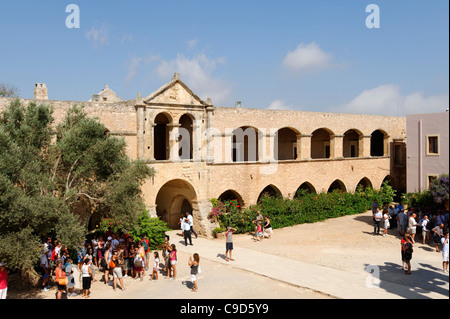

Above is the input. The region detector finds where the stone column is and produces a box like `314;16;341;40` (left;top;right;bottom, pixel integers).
295;133;302;160
135;93;145;160
205;105;215;163
333;135;344;159
144;108;155;161
192;119;201;161
362;135;372;157
299;134;312;160
224;129;234;163
168;123;181;162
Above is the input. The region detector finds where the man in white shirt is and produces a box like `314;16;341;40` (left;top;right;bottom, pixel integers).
183;216;192;246
373;208;383;235
408;212;418;243
186;212;198;239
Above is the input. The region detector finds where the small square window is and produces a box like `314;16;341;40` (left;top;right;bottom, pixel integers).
427;174;439;189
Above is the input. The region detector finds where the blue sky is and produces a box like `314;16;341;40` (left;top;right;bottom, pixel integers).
0;0;448;116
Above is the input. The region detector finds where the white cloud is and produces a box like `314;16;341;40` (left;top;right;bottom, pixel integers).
156;53;231;105
329;84;449;116
124;54;160;84
187;38;199;50
85;23;109;47
282;42;333;74
267;99;293;110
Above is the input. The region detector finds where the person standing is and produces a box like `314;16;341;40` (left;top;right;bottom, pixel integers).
151;251;159;281
263;215;273;239
407;212;419;243
0;262;7;299
225;226;236;262
421;215;430;244
397;209;408;236
169;244;177;280
188;253;200;292
134;242;145;281
141;235;150;272
383;210;391;237
432;224;445;252
253;211;264;240
81;258;93;298
441;232;449;273
183;216;193;246
162;235;170;275
371;199;379;217
40;249;50;292
187;212;198;239
401;234;413;275
110;250;126;291
55;259;67;299
373;208;382;235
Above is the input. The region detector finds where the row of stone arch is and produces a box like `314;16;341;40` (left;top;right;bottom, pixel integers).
150;110;388;161
218;176;390;208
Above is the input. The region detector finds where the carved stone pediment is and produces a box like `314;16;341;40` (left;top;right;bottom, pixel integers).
144;73;212;107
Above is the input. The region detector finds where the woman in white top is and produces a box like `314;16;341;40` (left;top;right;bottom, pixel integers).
81;258;93;298
383;210;391;237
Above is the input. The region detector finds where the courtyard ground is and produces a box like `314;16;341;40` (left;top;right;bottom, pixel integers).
10;210;449;299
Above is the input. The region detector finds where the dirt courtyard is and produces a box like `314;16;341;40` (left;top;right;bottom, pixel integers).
9;210;449;300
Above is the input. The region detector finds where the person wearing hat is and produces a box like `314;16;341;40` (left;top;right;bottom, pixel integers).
0;262;7;299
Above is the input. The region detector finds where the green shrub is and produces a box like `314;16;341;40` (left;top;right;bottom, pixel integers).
209;184;396;234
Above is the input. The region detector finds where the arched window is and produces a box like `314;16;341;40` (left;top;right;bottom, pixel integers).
311;128;333;159
232;126;259;162
154;113;171;160
370;130;387;157
178;114;193;160
275;127;299;160
343;129;362;158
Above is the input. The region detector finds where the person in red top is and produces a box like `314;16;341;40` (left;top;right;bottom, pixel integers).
0;262;7;299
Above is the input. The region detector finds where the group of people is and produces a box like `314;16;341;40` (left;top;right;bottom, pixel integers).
253;211;273;241
371;200;449;274
31;227;204;299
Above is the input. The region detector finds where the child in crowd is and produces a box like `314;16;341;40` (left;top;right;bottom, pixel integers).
151;251;159;280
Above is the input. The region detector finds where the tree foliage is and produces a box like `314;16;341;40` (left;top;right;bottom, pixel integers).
0;99;154;279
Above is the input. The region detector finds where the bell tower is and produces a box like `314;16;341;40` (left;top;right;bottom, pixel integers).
34;83;48;100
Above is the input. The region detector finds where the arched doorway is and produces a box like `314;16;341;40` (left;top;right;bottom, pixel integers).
257;184;281;203
294;182;317;197
218;190;244;207
155;179;197;229
356;177;373;190
328;180;346;193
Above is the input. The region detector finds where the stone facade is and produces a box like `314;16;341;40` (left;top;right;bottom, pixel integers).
0;74;407;237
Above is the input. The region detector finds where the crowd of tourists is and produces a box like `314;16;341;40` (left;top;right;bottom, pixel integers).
29;225;201;299
371;200;449;274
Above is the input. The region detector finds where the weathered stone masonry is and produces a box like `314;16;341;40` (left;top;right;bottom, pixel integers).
0;74;407;236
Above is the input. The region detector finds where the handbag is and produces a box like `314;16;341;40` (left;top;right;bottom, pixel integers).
58;276;68;285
